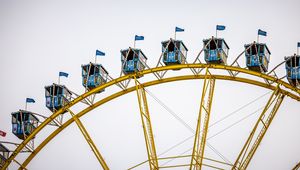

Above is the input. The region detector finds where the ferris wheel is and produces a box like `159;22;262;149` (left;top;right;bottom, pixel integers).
0;26;300;170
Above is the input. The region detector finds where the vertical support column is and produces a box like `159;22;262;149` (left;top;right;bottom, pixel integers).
232;87;285;170
134;77;159;170
190;68;216;170
67;109;109;170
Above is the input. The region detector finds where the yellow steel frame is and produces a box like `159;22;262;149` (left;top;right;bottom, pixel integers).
2;64;300;170
68;109;109;170
190;68;216;170
134;77;159;169
16;75;296;169
232;87;285;170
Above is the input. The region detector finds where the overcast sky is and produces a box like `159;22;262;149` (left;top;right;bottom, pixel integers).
0;0;300;169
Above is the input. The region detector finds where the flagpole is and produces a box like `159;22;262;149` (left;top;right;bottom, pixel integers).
257;34;259;43
25;102;27;111
174;31;176;40
95;54;97;63
134;40;136;48
216;30;218;38
58;76;60;85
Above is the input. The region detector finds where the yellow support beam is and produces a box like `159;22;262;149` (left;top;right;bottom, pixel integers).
232;87;285;170
190;68;216;170
160;163;224;170
134;76;159;170
68;109;109;170
128;154;233;169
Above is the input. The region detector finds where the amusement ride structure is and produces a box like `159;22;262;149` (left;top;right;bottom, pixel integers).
0;26;300;170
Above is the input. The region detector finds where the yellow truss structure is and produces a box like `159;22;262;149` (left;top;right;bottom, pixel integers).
190;68;216;170
232;87;285;170
2;64;300;170
134;77;159;169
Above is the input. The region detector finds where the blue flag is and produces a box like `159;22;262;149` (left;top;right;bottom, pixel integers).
258;29;267;36
216;25;226;31
135;35;144;41
26;98;35;103
298;42;300;47
59;72;69;78
96;50;105;56
175;27;184;32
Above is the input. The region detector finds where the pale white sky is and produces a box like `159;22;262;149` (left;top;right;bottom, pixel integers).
0;0;300;169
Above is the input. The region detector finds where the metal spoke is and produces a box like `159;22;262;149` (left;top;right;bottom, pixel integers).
190;68;216;170
134;76;159;170
232;87;285;170
67;109;109;170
